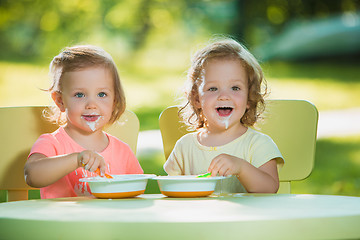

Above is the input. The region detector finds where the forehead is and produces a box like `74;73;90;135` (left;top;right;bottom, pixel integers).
61;67;114;89
202;58;247;82
204;57;244;71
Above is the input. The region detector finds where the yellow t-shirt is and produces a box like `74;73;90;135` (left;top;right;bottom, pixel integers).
163;128;284;193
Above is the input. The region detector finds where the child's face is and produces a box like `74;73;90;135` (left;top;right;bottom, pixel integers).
53;67;115;133
196;58;249;132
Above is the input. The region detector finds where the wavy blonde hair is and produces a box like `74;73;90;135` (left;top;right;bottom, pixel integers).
180;38;267;130
44;45;126;126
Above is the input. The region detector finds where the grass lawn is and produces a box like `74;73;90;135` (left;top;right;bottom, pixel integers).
292;136;360;196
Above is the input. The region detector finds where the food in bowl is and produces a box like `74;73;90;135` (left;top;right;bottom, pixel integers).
154;175;228;198
80;174;155;199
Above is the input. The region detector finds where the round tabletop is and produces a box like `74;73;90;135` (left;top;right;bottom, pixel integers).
1;193;360;240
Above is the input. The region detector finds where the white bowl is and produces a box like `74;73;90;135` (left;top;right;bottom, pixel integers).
80;174;155;199
154;175;227;198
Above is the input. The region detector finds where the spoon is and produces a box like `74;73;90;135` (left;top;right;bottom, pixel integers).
197;172;211;178
81;161;113;179
94;168;113;179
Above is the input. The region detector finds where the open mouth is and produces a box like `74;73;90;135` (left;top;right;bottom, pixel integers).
216;107;233;117
81;115;101;122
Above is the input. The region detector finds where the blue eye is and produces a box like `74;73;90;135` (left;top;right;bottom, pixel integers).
75;92;84;98
98;92;107;98
208;87;217;92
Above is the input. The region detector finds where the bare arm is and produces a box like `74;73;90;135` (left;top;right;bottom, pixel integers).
24;150;106;188
208;154;280;193
236;159;279;193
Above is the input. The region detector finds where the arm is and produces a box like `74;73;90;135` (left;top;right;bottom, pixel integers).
24;150;106;188
163;137;186;175
208;154;280;193
236;158;279;193
163;156;183;176
163;149;184;176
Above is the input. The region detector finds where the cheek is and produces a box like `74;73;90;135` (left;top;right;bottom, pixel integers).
101;100;116;116
197;94;208;108
64;100;83;113
64;107;77;117
107;99;116;110
199;97;215;115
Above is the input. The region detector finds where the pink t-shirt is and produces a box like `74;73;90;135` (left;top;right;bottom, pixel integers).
29;127;143;199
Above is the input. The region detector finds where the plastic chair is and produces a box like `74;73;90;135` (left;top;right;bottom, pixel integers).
0;106;139;202
159;100;318;194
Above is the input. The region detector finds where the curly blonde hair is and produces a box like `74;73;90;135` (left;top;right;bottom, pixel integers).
180;38;267;130
44;45;126;126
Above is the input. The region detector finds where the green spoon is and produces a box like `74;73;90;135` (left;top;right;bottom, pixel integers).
197;172;211;178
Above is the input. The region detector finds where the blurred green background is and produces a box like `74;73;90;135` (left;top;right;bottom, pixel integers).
0;0;360;199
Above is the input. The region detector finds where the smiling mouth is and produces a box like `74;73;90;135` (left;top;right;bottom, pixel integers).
81;115;101;122
216;107;233;117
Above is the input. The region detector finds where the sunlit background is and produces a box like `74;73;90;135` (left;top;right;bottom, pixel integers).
1;0;359;196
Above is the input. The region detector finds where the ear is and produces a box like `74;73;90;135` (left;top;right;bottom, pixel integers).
51;91;66;112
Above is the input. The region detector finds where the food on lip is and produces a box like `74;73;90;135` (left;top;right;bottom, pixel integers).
87;122;96;131
81;115;100;121
215;106;233;129
81;114;102;131
220;114;232;129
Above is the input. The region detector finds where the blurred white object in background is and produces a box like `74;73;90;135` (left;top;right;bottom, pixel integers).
317;108;360;138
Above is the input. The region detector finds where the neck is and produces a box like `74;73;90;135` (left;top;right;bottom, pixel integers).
198;124;247;147
63;125;109;152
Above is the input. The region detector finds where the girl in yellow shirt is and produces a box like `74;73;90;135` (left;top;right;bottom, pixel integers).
164;38;284;193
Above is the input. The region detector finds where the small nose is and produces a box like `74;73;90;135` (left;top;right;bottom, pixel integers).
218;88;230;100
85;97;97;109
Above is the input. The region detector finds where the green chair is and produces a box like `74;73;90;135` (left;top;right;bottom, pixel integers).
0;106;139;202
159;100;318;193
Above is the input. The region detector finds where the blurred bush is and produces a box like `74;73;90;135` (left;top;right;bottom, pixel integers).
1;0;359;63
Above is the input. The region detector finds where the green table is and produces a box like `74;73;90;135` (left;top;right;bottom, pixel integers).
1;194;360;239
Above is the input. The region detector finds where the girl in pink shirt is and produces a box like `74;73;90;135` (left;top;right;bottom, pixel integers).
24;45;143;198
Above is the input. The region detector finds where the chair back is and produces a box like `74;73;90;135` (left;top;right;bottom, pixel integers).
159;100;318;193
0;106;139;201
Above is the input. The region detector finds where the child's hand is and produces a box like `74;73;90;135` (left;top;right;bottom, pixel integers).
208;153;243;177
77;150;106;175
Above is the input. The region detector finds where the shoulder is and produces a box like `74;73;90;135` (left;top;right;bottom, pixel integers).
30;128;64;157
178;132;197;141
245;128;275;144
106;132;128;145
105;132;133;152
35;128;63;144
243;128;284;167
175;132;198;147
240;128;280;153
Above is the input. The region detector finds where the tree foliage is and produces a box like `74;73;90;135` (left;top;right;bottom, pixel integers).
0;0;358;61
